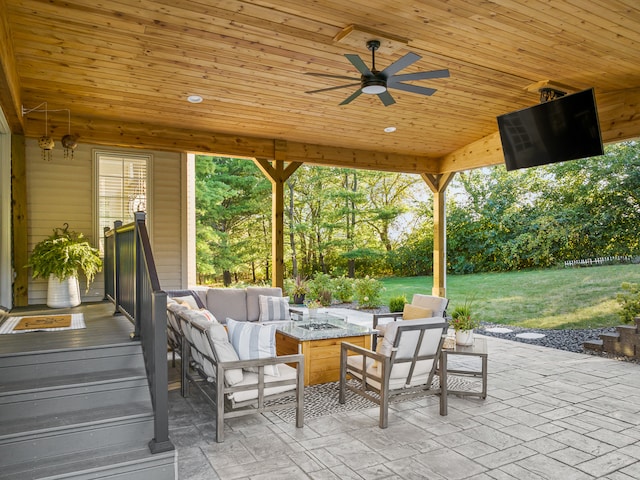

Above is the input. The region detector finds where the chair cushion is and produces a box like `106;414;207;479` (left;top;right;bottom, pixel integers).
206;288;248;323
172;295;199;309
403;304;433;320
411;294;448;317
181;308;218;329
166;289;207;309
347;354;434;390
228;363;297;403
246;287;283;321
258;295;290;322
226;318;279;377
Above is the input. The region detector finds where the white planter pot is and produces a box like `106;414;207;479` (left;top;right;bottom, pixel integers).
455;329;474;346
308;308;319;320
47;274;81;308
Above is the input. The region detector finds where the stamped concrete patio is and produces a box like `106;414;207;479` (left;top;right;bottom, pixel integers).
169;335;640;479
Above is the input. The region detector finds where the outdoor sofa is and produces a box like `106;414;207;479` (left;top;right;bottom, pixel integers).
165;287;304;442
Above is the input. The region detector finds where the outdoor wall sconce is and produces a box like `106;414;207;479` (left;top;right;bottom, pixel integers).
22;102;79;161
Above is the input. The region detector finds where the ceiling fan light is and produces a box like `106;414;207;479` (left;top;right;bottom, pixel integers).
362;84;386;94
361;77;387;95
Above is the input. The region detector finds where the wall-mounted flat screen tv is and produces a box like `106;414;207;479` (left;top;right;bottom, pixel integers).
497;88;604;171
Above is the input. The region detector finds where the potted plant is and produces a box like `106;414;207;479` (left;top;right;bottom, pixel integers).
291;275;308;305
450;300;480;346
305;299;322;319
28;224;102;308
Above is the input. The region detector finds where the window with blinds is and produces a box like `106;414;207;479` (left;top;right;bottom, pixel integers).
96;151;150;253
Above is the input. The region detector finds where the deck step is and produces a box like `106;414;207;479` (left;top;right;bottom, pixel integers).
1;444;176;480
0;402;154;466
0;367;146;394
0;372;150;421
0;343;144;382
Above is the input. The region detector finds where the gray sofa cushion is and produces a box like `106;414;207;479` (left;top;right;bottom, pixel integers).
246;287;282;321
206;288;248;323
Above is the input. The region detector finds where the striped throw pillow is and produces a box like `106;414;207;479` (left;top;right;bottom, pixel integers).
258;295;290;322
226;318;279;377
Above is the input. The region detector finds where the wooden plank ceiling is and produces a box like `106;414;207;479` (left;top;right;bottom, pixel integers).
1;0;640;174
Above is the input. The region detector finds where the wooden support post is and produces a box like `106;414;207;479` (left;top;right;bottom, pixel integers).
421;173;455;298
11;134;28;306
253;145;302;288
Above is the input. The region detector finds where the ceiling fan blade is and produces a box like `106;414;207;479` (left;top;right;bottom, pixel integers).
390;69;450;82
390;82;437;96
380;52;421;78
378;90;396;106
306;83;361;94
345;54;373;76
339;89;363;105
305;72;360;81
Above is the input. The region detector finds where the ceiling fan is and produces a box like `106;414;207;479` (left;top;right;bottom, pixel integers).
306;40;450;106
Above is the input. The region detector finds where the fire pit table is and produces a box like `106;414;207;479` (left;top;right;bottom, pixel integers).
276;314;377;386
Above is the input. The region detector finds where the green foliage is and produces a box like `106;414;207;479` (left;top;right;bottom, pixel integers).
379;265;640;329
354;276;384;308
290;275;308;296
195;156;271;285
194;143;640;282
307;273;333;302
331;276;354;303
318;289;332;307
388;294;407;313
616;282;640;324
28;224;102;289
450;299;479;331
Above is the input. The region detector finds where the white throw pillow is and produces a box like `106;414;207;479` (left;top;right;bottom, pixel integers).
208;323;243;385
226;318;279;377
258;295;290;322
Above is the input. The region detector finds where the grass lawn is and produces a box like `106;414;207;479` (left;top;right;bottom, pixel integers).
379;264;640;329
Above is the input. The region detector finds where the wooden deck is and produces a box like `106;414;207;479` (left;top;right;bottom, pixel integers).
0;301;135;354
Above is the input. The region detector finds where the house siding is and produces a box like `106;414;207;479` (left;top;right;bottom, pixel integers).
25;139;185;305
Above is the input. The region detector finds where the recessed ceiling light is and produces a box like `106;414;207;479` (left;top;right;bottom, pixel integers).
384;126;396;133
187;95;203;103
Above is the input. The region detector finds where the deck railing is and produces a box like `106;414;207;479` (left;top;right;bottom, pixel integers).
103;212;174;454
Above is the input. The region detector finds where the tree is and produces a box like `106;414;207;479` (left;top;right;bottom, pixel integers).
195;156;271;285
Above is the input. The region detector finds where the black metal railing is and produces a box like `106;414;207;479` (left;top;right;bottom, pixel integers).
103;212;174;454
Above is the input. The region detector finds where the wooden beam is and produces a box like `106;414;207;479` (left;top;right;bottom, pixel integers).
254;154;302;289
11;134;28;306
597;87;640;144
22;117;441;174
0;3;23;133
438;131;504;174
421;173;455;298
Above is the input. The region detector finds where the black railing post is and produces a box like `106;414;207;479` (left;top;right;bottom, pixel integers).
148;290;173;453
113;220;123;314
132;213;145;341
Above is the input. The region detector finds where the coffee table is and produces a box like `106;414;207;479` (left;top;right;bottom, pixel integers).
439;337;488;399
276;315;376;386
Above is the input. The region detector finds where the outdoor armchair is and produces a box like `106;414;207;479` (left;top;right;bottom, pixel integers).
372;294;449;349
339;317;449;428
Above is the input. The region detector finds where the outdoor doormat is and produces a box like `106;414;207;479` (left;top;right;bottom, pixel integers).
0;313;85;334
268;376;481;423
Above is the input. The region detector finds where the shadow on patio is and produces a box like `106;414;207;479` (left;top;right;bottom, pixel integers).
169;336;640;479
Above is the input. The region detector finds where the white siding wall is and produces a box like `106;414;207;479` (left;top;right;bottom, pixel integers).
26;139;185;305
